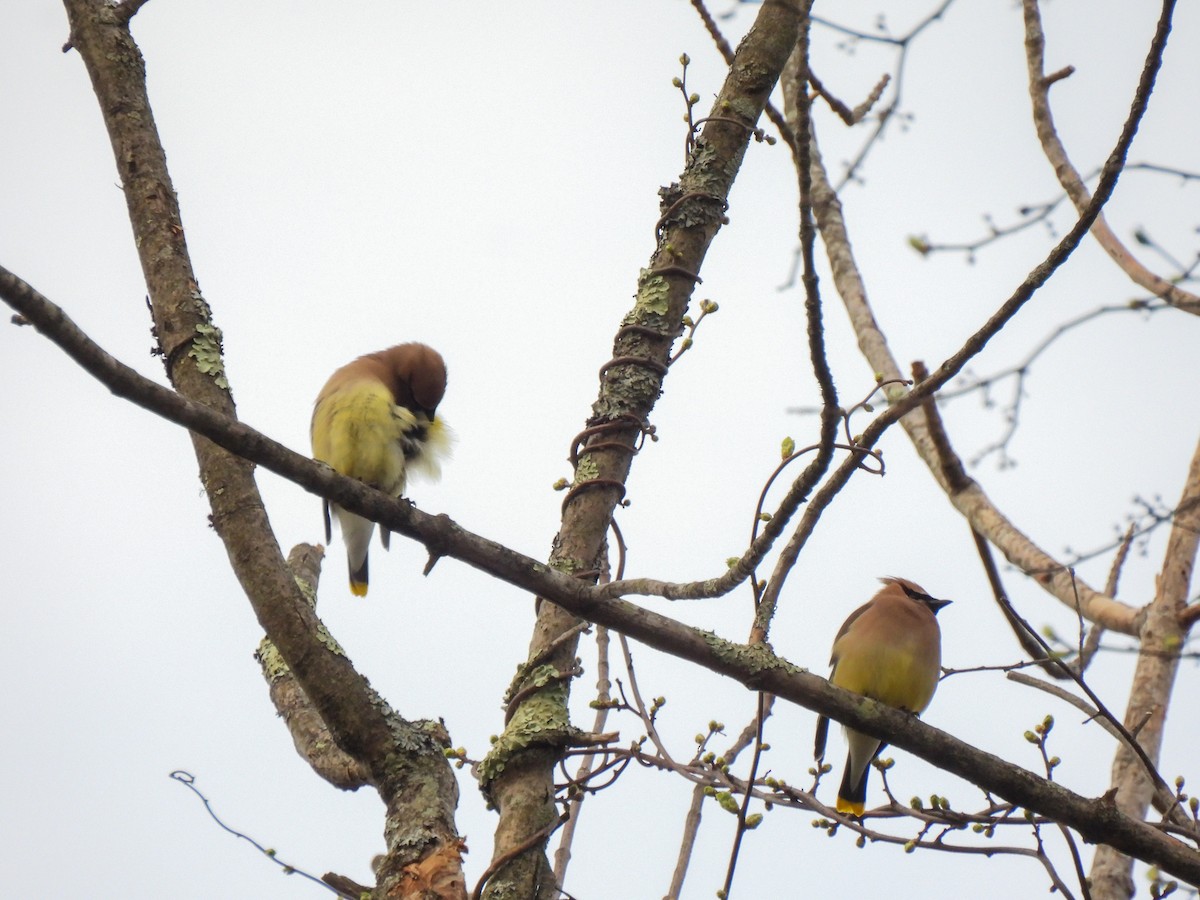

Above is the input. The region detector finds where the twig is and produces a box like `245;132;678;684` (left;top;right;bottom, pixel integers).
798;0;1176;635
553;556;615;885
817;1;955;190
1023;0;1200;315
935;301;1170;469
1073;525;1136;674
1006;672;1123;742
665;786;706;899
719;692;770;898
170;771;357;899
987;574;1190;830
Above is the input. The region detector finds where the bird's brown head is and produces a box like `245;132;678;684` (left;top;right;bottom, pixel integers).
881;576;952;615
370;342;447;418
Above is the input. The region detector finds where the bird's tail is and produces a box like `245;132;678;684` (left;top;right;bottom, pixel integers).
836;750;868;817
348;554;369;597
336;507;376;597
836;729;884;817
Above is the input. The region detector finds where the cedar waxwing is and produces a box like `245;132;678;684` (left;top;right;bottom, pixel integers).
310;343;451;597
813;577;951;817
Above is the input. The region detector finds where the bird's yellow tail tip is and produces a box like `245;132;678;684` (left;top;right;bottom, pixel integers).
836;797;865;817
350;581;369;597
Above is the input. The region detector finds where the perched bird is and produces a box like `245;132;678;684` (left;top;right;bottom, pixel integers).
813;577;951;817
310;343;451;597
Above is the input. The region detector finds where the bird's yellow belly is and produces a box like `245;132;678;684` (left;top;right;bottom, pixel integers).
313;387;407;494
833;644;938;714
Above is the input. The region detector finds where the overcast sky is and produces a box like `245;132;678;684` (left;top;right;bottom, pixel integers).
3;1;1199;897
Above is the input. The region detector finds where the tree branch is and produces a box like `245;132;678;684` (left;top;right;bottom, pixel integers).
57;2;464;893
479;2;810;895
5;263;1200;884
1090;429;1200;894
1022;0;1200;316
791;0;1180;633
256;544;372;792
749;0;841;644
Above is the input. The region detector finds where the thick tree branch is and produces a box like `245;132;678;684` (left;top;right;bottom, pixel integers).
1090;431;1200;895
5;265;1200;884
479;2;809;896
256;544;372;792
57;3;464;894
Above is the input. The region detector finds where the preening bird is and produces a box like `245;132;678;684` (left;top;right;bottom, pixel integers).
813;577;951;817
310;343;451;597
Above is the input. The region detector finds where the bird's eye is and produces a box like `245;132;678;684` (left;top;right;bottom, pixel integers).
901;584;939;604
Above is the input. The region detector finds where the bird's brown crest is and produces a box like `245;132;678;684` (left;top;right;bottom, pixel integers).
879;575;927;596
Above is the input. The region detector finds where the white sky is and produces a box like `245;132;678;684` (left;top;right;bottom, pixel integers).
2;1;1199;898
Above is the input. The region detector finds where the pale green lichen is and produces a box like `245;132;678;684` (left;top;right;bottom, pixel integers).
188;322;229;389
550;557;587;577
502;662;562;707
389;719;445;756
687;143;720;185
188;289;214;319
314;620;346;657
294;573;318;611
382;814;438;855
478;679;577;790
255;616;346;680
573;457;600;483
256;638;288;682
701;631;805;676
636;269;672;316
527;664;566;691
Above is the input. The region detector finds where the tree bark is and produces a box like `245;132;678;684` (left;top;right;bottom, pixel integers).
59;3;466;894
477;3;807;895
1089;434;1200;898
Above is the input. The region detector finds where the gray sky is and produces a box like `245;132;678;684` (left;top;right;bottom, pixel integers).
3;1;1199;897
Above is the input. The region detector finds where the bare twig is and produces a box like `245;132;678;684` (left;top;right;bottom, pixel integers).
1073;525;1137;674
170;772;358;899
719;692;770;898
796;0;1177;633
665;786;706;899
813;1;956;191
1023;0;1200;315
1006;672;1123;742
553;554;615;886
916;164;1200;268
988;573;1191;832
935;301;1171;469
